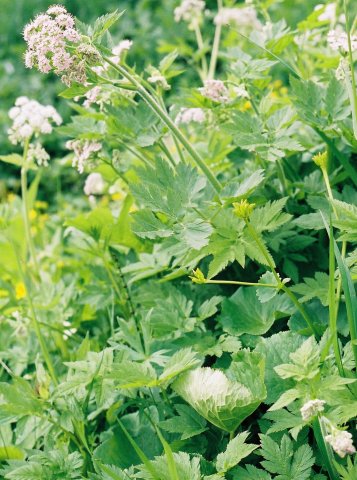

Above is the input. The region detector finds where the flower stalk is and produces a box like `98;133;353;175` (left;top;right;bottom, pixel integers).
103;56;222;193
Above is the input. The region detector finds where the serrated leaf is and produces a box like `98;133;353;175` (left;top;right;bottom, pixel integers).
216;431;258;473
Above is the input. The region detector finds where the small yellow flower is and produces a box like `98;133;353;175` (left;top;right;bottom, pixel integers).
111;192;124;201
312;151;328;169
35;200;48;209
233;199;255;220
280;86;288;96
29;209;37;221
15;282;26;300
273;79;283;89
57;260;65;268
242;101;252;111
7;193;16;203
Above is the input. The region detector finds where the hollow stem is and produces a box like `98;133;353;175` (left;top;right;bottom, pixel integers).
208;0;223;79
312;417;339;480
21;141;40;276
205;279;277;287
194;23;208;79
102;57;221;192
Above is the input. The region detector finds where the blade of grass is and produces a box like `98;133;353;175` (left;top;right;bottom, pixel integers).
327;216;344;376
117;418;161;480
321;212;357;369
155;426;179;480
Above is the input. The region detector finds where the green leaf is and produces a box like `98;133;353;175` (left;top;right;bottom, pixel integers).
255;332;305;404
259;434;314;480
59;83;93;99
220;170;265;203
159;405;207;440
291;272;329;306
0;446;25;461
218;287;291;336
159;348;201;386
92;10;124;41
274;337;320;381
0;378;43;424
0;154;23;167
132;209;173;240
109;361;157;389
250;198;292;233
216;431;258;473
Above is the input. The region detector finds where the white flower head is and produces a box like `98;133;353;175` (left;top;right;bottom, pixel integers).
314;3;336;23
214;6;261;29
300;399;326;422
84;172;105;196
27;142;50;167
23;5;94;85
174;0;205;28
325;430;356;458
327;29;357;52
66;139;102;173
233;84;249;99
175;107;206;125
7;97;62;145
198;79;229;103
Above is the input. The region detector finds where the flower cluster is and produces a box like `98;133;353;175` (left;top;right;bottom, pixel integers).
300;399;325;421
214;6;261;29
327;29;357;52
175;107;206;125
66;139;102;173
233;84;249;99
174;0;205;28
314;3;336;22
8;96;62;145
23;5;86;85
84;172;105;196
325;430;356;458
27;143;51;167
198;79;229;103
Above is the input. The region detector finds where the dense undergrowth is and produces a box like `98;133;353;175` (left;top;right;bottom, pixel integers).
0;1;357;479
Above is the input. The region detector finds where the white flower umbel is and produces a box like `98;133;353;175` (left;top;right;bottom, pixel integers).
84;172;105;196
314;3;336;23
325;430;356;458
327;29;357;52
198;79;229;103
174;0;205;28
8;97;62;145
300;399;326;422
66;139;102;173
214;6;261;29
27;142;50;167
175;107;206;125
233;84;249;99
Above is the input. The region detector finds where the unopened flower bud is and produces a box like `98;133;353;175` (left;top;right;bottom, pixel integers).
233;199;255;219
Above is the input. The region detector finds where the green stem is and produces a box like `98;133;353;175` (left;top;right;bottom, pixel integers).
328;221;344;376
14;252;58;385
312;417;339;480
205;279;277;287
21;142;40;276
158;139;177;167
344;0;357;140
194;23;208;79
244;219;318;336
208;0;223;80
276;158;287;195
103;57;221;192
